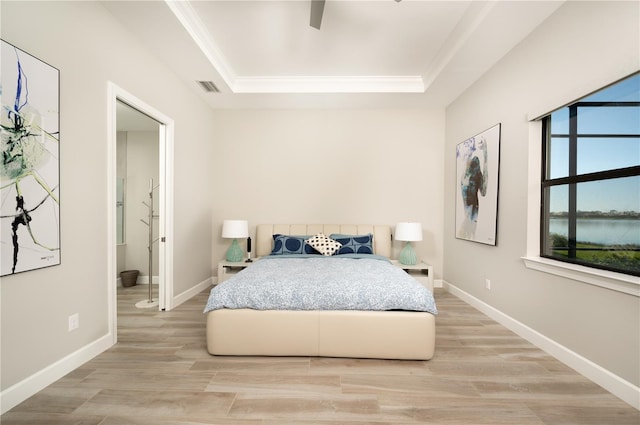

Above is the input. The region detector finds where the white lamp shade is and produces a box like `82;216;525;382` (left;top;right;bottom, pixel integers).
395;222;423;241
222;220;249;238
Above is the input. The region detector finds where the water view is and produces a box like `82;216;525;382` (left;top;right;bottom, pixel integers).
549;218;639;246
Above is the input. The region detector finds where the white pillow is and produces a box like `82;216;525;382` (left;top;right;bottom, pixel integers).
306;233;342;256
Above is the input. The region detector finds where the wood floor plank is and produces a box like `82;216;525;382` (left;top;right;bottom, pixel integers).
1;286;637;425
309;357;432;376
68;369;215;392
341;374;480;398
73;388;236;417
207;372;342;395
99;417;260;425
191;357;312;374
3;387;102;415
227;392;383;422
0;412;105;425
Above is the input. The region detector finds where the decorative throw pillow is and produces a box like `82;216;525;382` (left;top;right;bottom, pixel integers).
270;234;318;255
331;233;374;255
306;233;342;256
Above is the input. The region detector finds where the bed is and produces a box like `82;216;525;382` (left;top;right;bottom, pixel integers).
204;224;437;360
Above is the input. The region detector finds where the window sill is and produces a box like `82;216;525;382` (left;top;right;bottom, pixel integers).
522;256;640;297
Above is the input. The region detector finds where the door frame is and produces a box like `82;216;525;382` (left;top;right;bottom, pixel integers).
107;82;175;341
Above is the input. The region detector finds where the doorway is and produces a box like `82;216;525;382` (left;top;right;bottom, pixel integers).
107;82;174;343
116;100;160;307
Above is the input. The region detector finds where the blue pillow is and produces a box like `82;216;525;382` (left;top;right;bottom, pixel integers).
270;234;318;255
330;233;374;255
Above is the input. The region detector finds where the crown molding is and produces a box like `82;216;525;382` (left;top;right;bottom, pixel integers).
233;75;425;93
165;0;236;89
165;0;425;94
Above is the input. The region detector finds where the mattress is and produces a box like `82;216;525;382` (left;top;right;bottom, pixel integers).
204;255;437;314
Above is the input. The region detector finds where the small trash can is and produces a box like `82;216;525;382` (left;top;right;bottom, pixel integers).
120;270;139;287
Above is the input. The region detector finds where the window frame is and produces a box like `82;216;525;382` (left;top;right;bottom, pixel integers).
523;74;640;296
540;101;640;277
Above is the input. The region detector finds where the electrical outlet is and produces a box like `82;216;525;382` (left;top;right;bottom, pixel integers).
485;279;491;290
68;313;79;332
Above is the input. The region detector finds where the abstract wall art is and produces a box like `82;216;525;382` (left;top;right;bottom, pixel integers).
1;40;60;276
455;123;501;246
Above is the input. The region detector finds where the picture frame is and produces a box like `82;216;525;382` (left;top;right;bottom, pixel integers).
1;40;60;276
455;123;501;246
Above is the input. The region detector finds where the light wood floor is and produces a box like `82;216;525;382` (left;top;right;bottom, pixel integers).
2;286;638;424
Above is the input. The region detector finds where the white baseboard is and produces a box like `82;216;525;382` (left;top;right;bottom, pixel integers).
136;275;159;285
172;277;212;309
0;333;114;414
116;276;158;287
443;281;640;410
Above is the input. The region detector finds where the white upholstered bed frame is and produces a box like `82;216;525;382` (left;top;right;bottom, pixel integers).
206;224;436;360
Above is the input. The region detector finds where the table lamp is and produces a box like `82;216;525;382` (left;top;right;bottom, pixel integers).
395;222;422;265
222;220;249;262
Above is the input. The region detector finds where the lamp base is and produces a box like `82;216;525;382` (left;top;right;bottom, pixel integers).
226;238;244;262
399;242;418;265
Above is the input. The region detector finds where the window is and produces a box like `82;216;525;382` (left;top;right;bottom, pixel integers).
540;73;640;276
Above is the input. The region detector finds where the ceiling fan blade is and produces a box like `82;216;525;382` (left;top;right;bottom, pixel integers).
310;0;325;30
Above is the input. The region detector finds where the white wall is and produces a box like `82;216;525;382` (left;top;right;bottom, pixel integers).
123;131;160;280
0;0;214;406
211;109;445;277
444;0;639;391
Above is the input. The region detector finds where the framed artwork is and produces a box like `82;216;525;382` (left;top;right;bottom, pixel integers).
1;40;60;276
455;123;501;246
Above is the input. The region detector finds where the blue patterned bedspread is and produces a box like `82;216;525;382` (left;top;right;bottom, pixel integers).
204;255;437;314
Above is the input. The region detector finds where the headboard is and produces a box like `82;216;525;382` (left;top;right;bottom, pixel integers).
255;224;392;258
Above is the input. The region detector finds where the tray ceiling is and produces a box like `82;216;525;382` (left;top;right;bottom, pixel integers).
102;0;564;109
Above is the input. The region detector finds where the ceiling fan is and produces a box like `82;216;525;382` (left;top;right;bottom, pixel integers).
310;0;401;30
309;0;325;30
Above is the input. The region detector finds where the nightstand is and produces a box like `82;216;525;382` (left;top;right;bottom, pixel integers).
217;259;257;283
391;260;434;292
